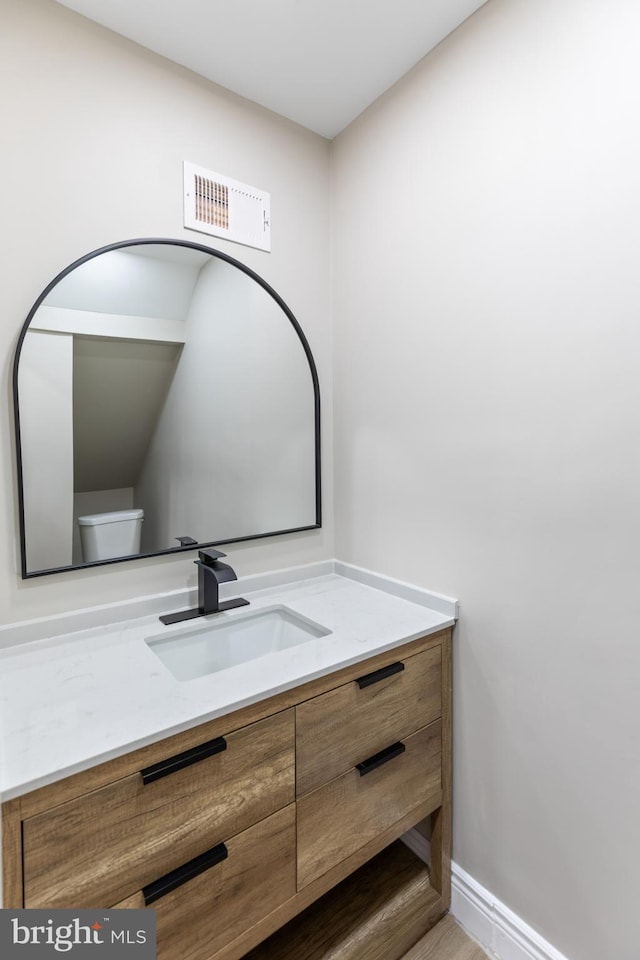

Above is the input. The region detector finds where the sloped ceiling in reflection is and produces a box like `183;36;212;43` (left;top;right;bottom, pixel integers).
73;337;182;492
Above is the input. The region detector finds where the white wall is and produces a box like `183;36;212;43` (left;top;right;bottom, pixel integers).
0;0;332;621
19;331;74;570
136;256;317;552
332;2;640;959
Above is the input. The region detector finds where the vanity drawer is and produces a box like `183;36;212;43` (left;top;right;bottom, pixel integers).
22;709;295;908
296;645;442;795
297;720;442;889
114;805;296;960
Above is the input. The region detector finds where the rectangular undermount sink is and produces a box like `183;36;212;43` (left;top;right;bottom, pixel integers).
146;605;332;681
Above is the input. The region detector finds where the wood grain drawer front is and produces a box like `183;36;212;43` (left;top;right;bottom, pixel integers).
297;720;442;889
22;709;294;909
114;805;296;960
296;645;442;796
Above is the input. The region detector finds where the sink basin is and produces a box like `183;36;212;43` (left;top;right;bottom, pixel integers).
146;605;331;681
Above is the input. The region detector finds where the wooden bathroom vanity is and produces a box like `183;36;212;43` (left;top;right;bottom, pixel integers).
0;565;457;960
2;624;451;960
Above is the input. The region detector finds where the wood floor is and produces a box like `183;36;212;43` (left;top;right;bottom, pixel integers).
401;915;490;960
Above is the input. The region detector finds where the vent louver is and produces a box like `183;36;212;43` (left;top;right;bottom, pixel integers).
183;161;271;252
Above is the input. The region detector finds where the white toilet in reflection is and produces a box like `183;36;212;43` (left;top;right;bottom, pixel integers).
78;508;144;562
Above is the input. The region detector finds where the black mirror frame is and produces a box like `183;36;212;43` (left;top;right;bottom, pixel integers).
13;238;321;578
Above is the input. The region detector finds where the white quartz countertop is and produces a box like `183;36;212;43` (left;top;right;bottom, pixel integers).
0;563;457;800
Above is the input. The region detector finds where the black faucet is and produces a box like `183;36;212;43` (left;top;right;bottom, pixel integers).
159;548;249;625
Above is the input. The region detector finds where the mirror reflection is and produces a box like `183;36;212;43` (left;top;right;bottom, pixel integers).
14;240;320;577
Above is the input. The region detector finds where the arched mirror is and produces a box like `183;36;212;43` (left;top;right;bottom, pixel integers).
13;239;321;577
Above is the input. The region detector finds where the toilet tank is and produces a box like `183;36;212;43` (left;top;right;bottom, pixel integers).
77;509;144;562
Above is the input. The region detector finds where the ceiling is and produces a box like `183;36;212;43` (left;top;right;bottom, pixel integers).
54;0;488;138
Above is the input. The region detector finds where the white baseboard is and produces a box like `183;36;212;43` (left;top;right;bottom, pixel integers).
402;830;570;960
452;862;571;960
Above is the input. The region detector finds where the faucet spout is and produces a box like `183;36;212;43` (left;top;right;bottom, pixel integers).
196;549;239;614
159;548;249;625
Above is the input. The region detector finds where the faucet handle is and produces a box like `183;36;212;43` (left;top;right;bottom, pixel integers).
198;547;227;565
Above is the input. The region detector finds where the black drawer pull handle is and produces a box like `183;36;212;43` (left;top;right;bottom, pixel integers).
140;736;227;785
143;842;228;905
357;741;406;777
355;661;404;689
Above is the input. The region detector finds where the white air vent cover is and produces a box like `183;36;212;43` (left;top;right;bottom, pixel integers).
183;161;271;252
